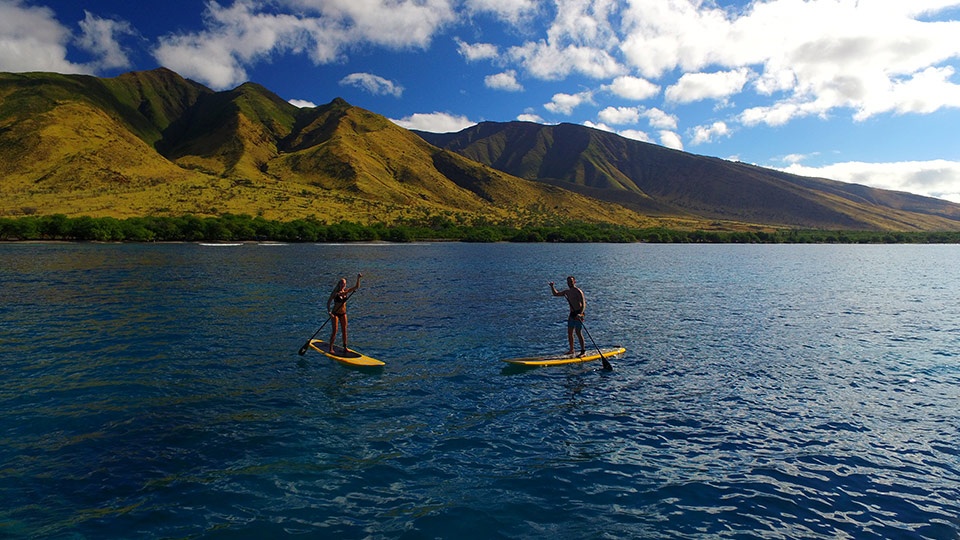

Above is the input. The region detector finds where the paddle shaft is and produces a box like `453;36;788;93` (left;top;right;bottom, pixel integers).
297;287;359;355
581;322;613;371
298;316;331;355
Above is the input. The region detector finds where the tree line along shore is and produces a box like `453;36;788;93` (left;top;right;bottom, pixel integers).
2;214;960;244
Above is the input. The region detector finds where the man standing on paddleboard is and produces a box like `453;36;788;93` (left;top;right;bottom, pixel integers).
327;273;362;353
550;276;586;356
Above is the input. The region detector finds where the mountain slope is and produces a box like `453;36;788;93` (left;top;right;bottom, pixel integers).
0;69;651;226
269;100;649;225
417;122;960;231
3;68;959;231
0;71;218;216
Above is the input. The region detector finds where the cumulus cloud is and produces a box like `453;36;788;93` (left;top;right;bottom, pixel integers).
582;120;613;133
739;101;804;127
76;11;134;70
287;0;456;50
598;105;640;125
618;0;960;124
465;0;538;25
618;129;653;143
593;105;677;130
154;0;457;89
494;0;960;155
642;107;678;130
288;98;317;108
604;75;660;100
665;68;752;104
781;160;960;203
780;152;820;165
456;38;499;61
690;121;731;145
510;40;622;80
154;1;308;89
544;90;593;115
0;1;125;74
485;70;523;91
391;111;476;133
339;72;403;97
505;0;625;80
584;121;654;143
660;130;683;150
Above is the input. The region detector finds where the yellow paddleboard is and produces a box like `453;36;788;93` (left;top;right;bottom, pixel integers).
502;346;625;366
308;339;385;367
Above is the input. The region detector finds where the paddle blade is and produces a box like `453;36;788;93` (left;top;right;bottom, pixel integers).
298;341;310;355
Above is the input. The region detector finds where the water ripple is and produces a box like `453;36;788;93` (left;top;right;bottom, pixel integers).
2;244;960;538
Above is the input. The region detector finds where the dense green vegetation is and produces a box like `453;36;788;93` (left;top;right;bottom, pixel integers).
3;214;960;244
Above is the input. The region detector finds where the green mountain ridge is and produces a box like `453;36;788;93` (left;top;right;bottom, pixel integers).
416;121;960;231
0;69;652;228
1;67;958;232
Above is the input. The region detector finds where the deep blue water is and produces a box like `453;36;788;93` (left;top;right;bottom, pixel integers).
1;242;959;539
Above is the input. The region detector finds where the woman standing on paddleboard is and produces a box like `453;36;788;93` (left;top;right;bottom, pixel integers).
327;273;362;353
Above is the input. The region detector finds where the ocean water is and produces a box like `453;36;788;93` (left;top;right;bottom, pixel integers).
1;242;958;539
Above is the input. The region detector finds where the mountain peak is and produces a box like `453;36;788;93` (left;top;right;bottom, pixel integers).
1;68;959;231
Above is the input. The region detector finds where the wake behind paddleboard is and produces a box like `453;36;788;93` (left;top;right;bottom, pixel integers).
308;339;385;367
501;346;625;366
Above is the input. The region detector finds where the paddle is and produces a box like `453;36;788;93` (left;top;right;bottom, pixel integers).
298;316;332;356
581;322;613;371
297;286;360;356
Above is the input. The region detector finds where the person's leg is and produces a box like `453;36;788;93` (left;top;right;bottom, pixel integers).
566;325;575;354
341;314;349;349
328;318;339;352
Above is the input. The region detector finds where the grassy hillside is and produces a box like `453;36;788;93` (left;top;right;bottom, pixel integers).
3;68;959;232
418;122;960;231
1;69;669;226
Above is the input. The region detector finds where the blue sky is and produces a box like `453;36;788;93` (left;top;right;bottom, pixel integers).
2;0;960;202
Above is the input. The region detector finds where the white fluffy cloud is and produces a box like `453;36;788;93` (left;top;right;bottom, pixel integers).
485;70;523;91
618;129;653;143
288;98;317;108
619;0;960;125
690;121;731;146
465;0;538;25
517;112;544;123
0;1;130;74
339;72;403;97
643;108;677;130
509;40;623;80
598;105;640;125
154;1;311;89
604;75;660;100
583;121;653;143
544;90;594;115
665;68;752;104
76;11;134;71
659;130;684;150
782;160;960;203
456;38;499;61
390;111;476;133
582;120;613;133
155;0;458;89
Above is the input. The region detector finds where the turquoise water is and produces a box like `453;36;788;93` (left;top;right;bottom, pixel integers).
2;242;959;539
